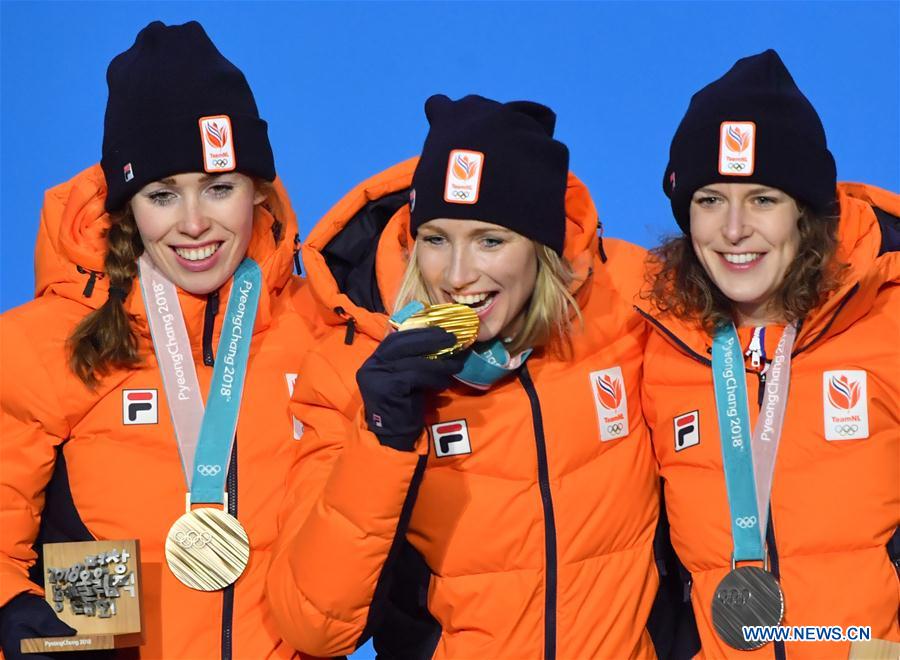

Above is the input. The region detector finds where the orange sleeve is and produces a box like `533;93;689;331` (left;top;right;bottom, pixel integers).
267;348;423;657
0;313;69;607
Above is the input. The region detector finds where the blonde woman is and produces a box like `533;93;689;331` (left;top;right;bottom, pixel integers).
268;95;665;658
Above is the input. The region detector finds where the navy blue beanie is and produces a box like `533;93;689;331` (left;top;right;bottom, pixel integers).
101;21;275;212
664;49;837;233
410;94;569;255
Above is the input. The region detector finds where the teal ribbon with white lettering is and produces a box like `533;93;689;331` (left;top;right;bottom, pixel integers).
711;323;764;562
190;258;262;504
453;340;532;390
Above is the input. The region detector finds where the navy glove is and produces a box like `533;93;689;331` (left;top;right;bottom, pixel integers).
357;327;466;451
0;592;77;659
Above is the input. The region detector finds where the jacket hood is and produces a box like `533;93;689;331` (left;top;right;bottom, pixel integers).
33;163;299;338
301;157;601;342
639;182;900;356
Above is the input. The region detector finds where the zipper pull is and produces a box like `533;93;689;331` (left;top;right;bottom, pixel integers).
292;233;304;276
76;266;104;298
334;306;356;345
746;326;763;369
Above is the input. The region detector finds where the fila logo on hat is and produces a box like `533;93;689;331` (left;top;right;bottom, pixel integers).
673;410;700;452
589;366;629;442
199;115;236;173
823;370;869;441
431;419;472;458
444;150;484;205
123;389;158;425
718;121;755;176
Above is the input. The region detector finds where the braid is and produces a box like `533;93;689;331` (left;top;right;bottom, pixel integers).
68;209;144;386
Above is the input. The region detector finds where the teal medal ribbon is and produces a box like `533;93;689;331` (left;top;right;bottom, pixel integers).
711;323;764;562
710;322;796;648
143;257;261;591
453;340;532;390
189;258;262;504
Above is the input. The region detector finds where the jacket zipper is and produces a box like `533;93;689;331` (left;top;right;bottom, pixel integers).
334;306;356;345
634;307;712;367
792;283;859;357
201;292;236;660
76;265;104;298
292;233;304;276
518;365;557;660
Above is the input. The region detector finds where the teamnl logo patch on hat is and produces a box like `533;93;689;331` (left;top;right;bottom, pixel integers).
444;150;484;205
718;121;755;176
199;115;236;173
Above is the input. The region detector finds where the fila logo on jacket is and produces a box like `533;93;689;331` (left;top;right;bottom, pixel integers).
122;389;158;425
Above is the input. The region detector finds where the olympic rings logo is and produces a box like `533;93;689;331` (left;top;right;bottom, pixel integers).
734;516;757;529
606;423;624;434
196;464;221;476
834;424;859;436
450;191;471;200
175;530;213;549
727;163;746;171
716;587;750;606
213;158;230;168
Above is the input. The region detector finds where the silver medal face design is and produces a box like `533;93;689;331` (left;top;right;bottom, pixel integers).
712;566;784;650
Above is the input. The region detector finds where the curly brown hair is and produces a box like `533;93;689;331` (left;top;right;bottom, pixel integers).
644;208;846;331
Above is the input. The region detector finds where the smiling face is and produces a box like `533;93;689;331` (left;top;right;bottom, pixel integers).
689;183;802;325
130;172;265;295
415;219;538;343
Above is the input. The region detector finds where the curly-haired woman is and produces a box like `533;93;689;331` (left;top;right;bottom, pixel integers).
639;49;900;659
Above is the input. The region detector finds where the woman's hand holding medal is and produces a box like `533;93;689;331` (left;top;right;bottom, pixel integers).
357;303;477;451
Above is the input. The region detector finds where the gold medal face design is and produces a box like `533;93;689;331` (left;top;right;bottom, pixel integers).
165;508;249;591
393;303;480;357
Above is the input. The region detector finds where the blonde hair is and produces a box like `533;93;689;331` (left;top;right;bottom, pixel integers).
394;240;582;357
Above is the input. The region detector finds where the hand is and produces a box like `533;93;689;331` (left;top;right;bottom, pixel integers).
357;327;466;451
0;592;77;659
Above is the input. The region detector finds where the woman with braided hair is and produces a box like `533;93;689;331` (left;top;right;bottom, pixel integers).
0;21;322;659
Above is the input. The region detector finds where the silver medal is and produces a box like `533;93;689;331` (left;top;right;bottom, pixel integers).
711;565;784;650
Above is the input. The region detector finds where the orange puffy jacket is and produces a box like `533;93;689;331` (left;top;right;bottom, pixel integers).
267;158;662;659
638;183;900;659
0;164;322;659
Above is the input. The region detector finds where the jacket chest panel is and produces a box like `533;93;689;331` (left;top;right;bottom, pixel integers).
63;347;299;554
410;347;656;576
411;382;541;575
649;331;898;570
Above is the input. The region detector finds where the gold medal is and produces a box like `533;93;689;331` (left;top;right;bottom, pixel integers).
165;507;249;591
392;303;480;357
